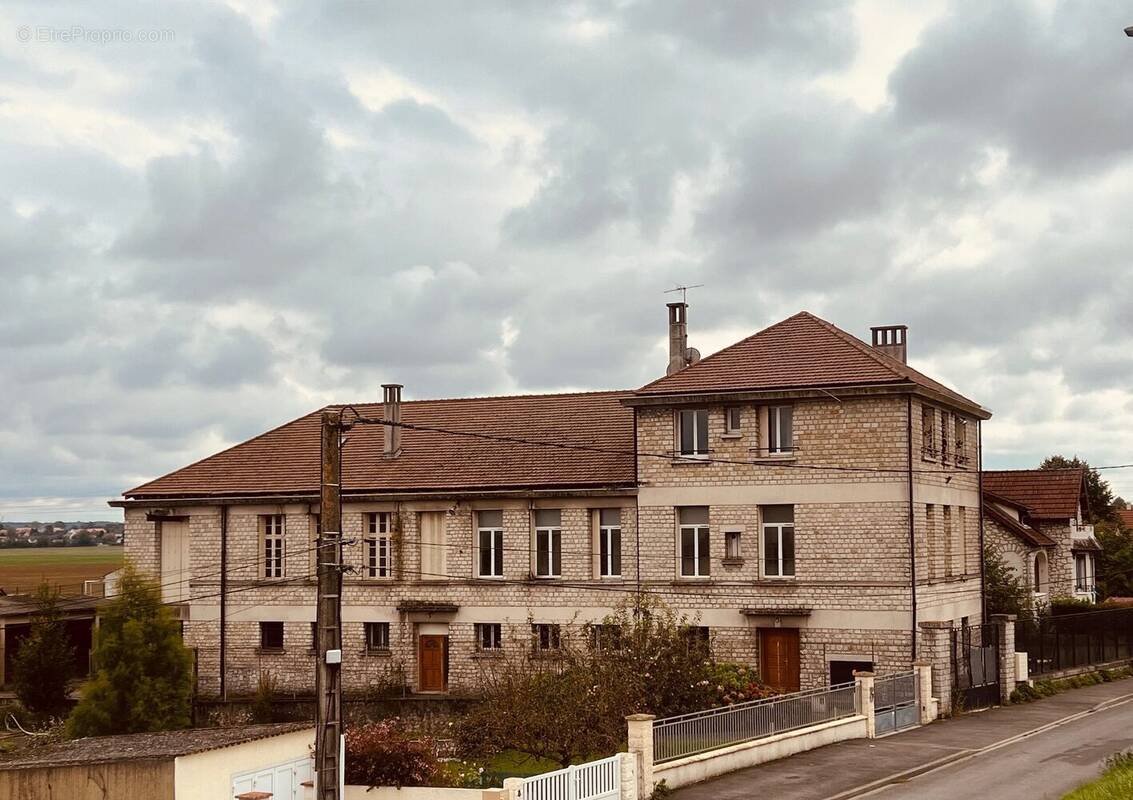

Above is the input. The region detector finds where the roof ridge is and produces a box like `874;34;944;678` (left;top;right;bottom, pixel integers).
636;311;823;393
335;389;633;407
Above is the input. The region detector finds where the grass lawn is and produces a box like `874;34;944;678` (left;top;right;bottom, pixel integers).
1063;755;1133;800
0;547;124;596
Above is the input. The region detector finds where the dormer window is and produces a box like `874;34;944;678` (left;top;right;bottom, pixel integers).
678;409;709;458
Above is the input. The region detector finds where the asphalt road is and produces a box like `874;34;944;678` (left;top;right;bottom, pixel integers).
862;697;1133;800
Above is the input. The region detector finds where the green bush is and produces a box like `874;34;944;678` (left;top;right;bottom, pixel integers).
67;565;194;738
12;585;75;719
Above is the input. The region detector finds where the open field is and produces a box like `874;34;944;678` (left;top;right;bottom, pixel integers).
0;547;124;596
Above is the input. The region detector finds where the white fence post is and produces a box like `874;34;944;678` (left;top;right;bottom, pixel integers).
626;714;655;800
854;671;876;739
502;776;523;800
913;660;936;724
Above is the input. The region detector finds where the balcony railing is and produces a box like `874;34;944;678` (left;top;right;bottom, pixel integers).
1072;523;1095;539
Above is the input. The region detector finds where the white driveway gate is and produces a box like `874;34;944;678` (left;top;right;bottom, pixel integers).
518;754;621;800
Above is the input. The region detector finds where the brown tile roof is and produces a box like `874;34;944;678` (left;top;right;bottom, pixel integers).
983;500;1057;548
635;312;987;416
0;723;310;769
125;391;635;500
1118;509;1133;530
981;468;1085;520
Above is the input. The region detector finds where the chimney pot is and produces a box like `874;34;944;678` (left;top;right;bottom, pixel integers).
381;383;403;458
870;325;908;364
666;302;694;375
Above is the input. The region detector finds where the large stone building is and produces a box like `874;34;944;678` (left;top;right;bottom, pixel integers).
982;468;1098;605
113;306;990;697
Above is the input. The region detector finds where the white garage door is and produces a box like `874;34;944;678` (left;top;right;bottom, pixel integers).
232;756;312;800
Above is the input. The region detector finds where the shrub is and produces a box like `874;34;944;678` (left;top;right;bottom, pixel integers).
1049;596;1097;616
12;585;74;719
345;719;440;788
251;672;277;723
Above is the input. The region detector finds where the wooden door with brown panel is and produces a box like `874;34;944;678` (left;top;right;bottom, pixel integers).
418;635;447;692
759;628;800;692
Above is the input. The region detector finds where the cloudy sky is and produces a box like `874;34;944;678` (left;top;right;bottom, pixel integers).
2;0;1132;521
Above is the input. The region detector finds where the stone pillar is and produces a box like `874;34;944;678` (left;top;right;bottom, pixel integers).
913;660;936;724
991;614;1017;704
918;621;954;716
502;777;523;800
626;713;655;800
854;671;876;739
617;751;639;800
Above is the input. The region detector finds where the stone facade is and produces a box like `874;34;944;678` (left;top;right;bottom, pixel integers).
123;389;986;699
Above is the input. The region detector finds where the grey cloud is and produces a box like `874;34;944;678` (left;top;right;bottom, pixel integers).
374;99;476;145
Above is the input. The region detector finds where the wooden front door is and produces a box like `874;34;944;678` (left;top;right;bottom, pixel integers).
760;628;800;692
419;635;447;692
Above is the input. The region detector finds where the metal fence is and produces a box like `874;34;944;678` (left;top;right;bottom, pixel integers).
1015;607;1133;677
653;681;859;763
518;754;620;800
874;671;919;735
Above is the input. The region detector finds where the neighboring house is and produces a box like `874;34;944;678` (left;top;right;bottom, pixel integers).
982;468;1099;603
1118;509;1133;531
0;594;100;685
112;306;990;696
0;723;313;800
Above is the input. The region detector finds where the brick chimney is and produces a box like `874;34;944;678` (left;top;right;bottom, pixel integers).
666;303;701;375
382;383;403;458
870;325;908;364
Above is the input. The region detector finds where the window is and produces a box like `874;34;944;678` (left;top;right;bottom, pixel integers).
921;406;936;458
1075;554;1094;593
365;512;393;579
477;510;504;578
590;623;622;651
678;409;709;457
926;504;937;580
309;513;321;573
940;411;950;463
419;511;447;580
262;515;285;579
532;623;561;651
310;621;318;650
365;621;390;650
260;621;284;651
534;509;562;578
679;506;710;577
725;407;743;435
682;626;710;655
943;506;954;577
476;623;502;650
761;505;795;578
954;417;968;466
767;406;794;454
598;508;621;578
724;530;742;561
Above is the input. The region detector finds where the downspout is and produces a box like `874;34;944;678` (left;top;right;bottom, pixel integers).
633;406;642;617
219;504;228;702
907;394;917;660
978;420;986;624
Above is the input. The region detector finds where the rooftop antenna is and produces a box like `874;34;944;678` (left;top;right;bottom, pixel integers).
664;284;704;304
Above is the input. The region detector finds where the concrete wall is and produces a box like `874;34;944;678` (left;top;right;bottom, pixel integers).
652;716;868;790
0;760;175;800
174;728;314;800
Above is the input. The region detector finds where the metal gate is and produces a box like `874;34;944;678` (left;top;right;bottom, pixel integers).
952;623;1000;710
874;671;919;735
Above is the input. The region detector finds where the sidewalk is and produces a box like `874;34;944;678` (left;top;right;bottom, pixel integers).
670;678;1133;800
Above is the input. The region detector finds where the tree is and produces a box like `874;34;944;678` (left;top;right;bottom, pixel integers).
67;565;194;738
983;545;1034;619
456;598;771;767
1039;455;1115;522
12;584;75;718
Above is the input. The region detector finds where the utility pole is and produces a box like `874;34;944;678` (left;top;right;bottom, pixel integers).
316;410;345;800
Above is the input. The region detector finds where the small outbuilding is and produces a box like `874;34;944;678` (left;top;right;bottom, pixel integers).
0;722;314;800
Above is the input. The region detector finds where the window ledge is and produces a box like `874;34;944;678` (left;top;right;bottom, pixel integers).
671;456;710;465
475;575;506;581
674;576;711;583
750;453;797;463
754;577;798;584
722;557;745;567
529;575;563;581
364;648;392;657
720;433;743;440
257;647;285;655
